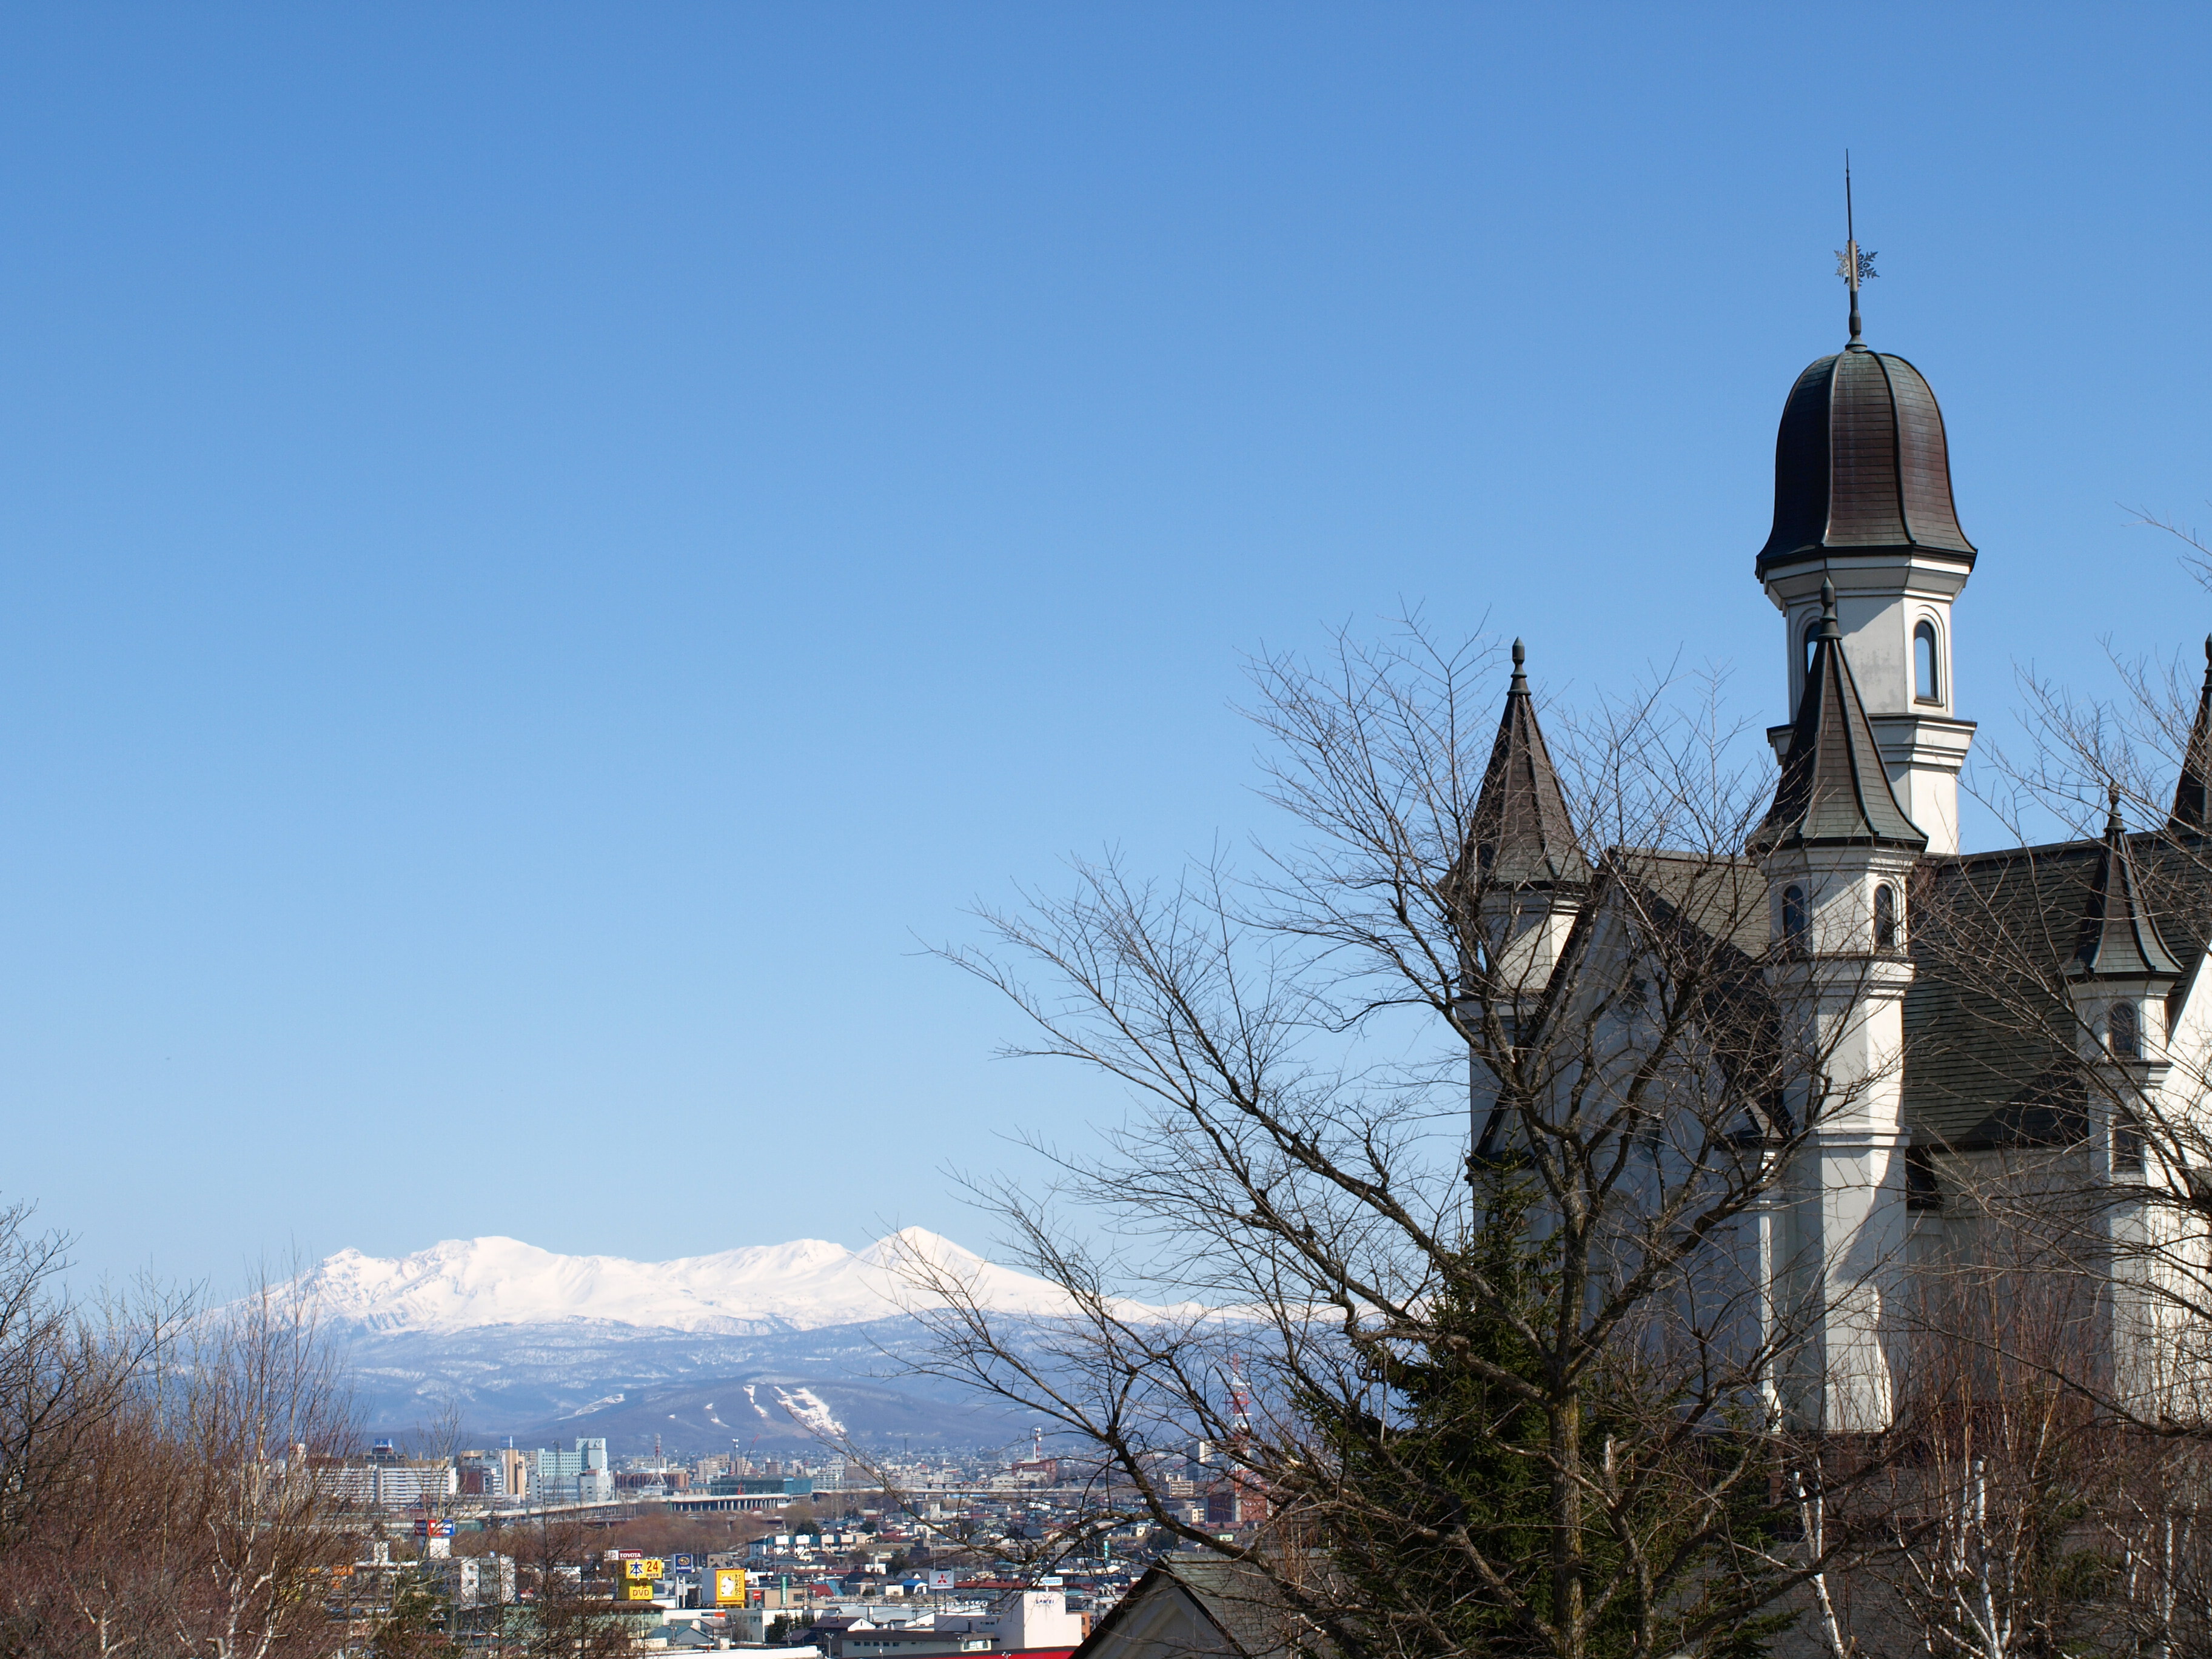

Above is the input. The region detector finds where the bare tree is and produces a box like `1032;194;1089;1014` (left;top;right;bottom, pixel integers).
0;1235;361;1659
1873;1260;2117;1659
894;625;1920;1659
1857;510;2212;1657
0;1203;184;1557
1915;514;2212;1434
164;1267;359;1659
0;1204;196;1659
494;1516;638;1659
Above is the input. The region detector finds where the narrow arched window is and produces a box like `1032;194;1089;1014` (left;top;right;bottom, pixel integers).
2111;1000;2140;1059
1914;620;1940;704
1783;885;1808;953
1873;883;1897;951
2116;1112;2145;1171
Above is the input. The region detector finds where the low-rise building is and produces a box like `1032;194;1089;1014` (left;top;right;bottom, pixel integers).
435;1553;517;1607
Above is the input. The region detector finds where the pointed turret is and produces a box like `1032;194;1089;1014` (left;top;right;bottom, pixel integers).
2170;635;2212;835
2073;787;2180;982
1467;639;1589;890
1453;640;1586;1008
1753;580;1928;854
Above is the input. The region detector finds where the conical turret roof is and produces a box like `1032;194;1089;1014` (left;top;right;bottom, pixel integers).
1465;640;1588;890
1752;580;1927;853
2074;788;2180;981
2171;634;2212;834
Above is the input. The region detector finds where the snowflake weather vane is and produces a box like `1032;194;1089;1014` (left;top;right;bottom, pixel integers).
1837;152;1875;342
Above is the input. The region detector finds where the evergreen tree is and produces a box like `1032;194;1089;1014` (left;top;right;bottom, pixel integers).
1299;1179;1796;1659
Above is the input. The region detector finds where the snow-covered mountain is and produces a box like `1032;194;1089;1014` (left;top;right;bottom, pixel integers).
301;1229;1106;1448
305;1227;1071;1338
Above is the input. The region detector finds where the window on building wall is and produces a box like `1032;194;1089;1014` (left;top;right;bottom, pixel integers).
1873;883;1897;950
2111;1000;2140;1059
2116;1111;2146;1171
1914;619;1940;704
1905;1145;1944;1212
1783;886;1808;953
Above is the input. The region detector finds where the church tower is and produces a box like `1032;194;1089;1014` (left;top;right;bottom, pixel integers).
1753;578;1926;1431
1756;267;1977;854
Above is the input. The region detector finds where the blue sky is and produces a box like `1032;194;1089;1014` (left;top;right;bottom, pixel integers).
5;4;2212;1286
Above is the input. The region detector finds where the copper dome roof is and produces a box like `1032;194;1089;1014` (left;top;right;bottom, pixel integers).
1756;343;1976;577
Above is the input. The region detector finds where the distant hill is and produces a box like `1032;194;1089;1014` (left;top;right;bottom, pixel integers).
303;1229;1059;1456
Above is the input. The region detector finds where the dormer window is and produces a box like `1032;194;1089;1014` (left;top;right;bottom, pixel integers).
1914;620;1941;705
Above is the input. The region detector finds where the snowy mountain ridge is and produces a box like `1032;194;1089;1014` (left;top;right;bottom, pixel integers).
303;1227;1068;1336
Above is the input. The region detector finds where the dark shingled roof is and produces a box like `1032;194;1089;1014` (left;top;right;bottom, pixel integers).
2173;637;2212;834
1905;831;2212;1149
1757;343;1976;577
1616;850;1772;959
1613;820;2212;1154
1751;582;1926;853
1466;639;1589;890
1074;1558;1321;1659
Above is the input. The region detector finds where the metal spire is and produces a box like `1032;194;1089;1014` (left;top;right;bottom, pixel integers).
1834;152;1877;348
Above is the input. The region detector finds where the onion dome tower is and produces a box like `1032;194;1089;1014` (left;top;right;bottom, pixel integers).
1757;215;1977;854
1752;163;1946;1433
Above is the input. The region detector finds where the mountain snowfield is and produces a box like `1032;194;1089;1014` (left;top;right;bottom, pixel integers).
304;1227;1073;1336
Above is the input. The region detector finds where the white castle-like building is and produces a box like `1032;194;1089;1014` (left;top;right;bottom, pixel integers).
1467;288;2212;1431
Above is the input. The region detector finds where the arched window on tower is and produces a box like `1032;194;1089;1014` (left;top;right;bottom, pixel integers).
1914;619;1941;705
1783;886;1808;954
1873;883;1897;951
2111;1000;2140;1060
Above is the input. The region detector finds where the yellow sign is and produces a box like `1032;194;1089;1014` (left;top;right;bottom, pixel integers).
710;1567;747;1607
620;1583;654;1602
622;1558;666;1580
